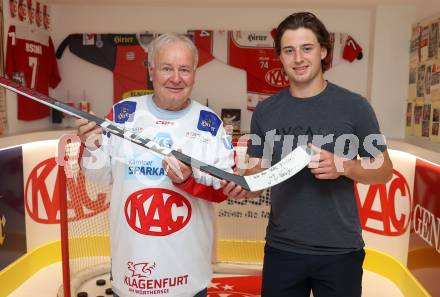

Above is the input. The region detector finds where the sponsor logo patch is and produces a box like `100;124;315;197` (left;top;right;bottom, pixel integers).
126;132;172;180
124;260;189;294
127;159;165;179
185;131;210;144
197;110;221;136
154;132;173;149
114;101;137;124
156;120;175;126
127;261;156;278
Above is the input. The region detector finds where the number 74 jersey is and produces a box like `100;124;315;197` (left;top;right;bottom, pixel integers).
6;25;61;121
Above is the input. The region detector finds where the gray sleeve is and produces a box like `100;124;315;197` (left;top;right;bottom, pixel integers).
247;108;265;158
355;98;387;158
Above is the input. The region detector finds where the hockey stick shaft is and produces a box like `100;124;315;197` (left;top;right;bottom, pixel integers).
0;76;250;190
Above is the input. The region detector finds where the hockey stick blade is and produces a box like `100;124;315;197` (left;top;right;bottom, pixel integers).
0;76;311;191
243;145;311;192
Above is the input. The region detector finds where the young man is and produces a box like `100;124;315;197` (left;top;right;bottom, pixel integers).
76;33;234;297
222;12;393;297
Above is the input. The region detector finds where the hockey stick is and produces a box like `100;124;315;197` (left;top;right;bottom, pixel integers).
0;76;311;191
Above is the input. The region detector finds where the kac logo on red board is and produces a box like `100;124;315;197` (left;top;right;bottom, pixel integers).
25;158;109;224
124;188;191;236
355;169;411;236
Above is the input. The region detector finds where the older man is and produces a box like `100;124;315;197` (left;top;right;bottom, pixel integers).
76;33;234;297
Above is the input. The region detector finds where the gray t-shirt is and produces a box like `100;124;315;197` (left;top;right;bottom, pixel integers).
248;82;386;254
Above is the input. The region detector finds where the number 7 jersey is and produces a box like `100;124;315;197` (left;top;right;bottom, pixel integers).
6;25;61;120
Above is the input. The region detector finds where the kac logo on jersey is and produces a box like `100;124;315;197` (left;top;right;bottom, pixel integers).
114;101;137;124
124;188;192;236
197;110;221;136
265;68;289;88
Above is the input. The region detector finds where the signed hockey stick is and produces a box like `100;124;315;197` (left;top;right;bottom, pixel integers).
0;76;311;191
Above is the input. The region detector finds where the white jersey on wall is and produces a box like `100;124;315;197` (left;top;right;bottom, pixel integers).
82;95;234;297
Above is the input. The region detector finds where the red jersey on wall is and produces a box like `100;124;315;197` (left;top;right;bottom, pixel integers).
227;31;289;111
187;30;215;69
113;41;150;100
6;25;61;120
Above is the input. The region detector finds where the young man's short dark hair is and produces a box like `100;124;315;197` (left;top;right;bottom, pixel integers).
274;12;332;71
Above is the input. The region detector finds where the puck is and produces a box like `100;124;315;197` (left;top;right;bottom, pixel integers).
105;288;113;295
96;279;106;286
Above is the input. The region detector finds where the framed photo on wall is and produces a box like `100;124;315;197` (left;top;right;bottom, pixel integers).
221;108;241;133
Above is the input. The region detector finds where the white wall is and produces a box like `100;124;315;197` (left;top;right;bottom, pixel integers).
415;4;440;21
369;5;417;139
48;5;371;133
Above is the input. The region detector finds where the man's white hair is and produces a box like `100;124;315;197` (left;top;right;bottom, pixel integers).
147;33;199;69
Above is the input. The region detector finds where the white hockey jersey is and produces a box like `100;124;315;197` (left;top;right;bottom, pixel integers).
82;95;234;297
